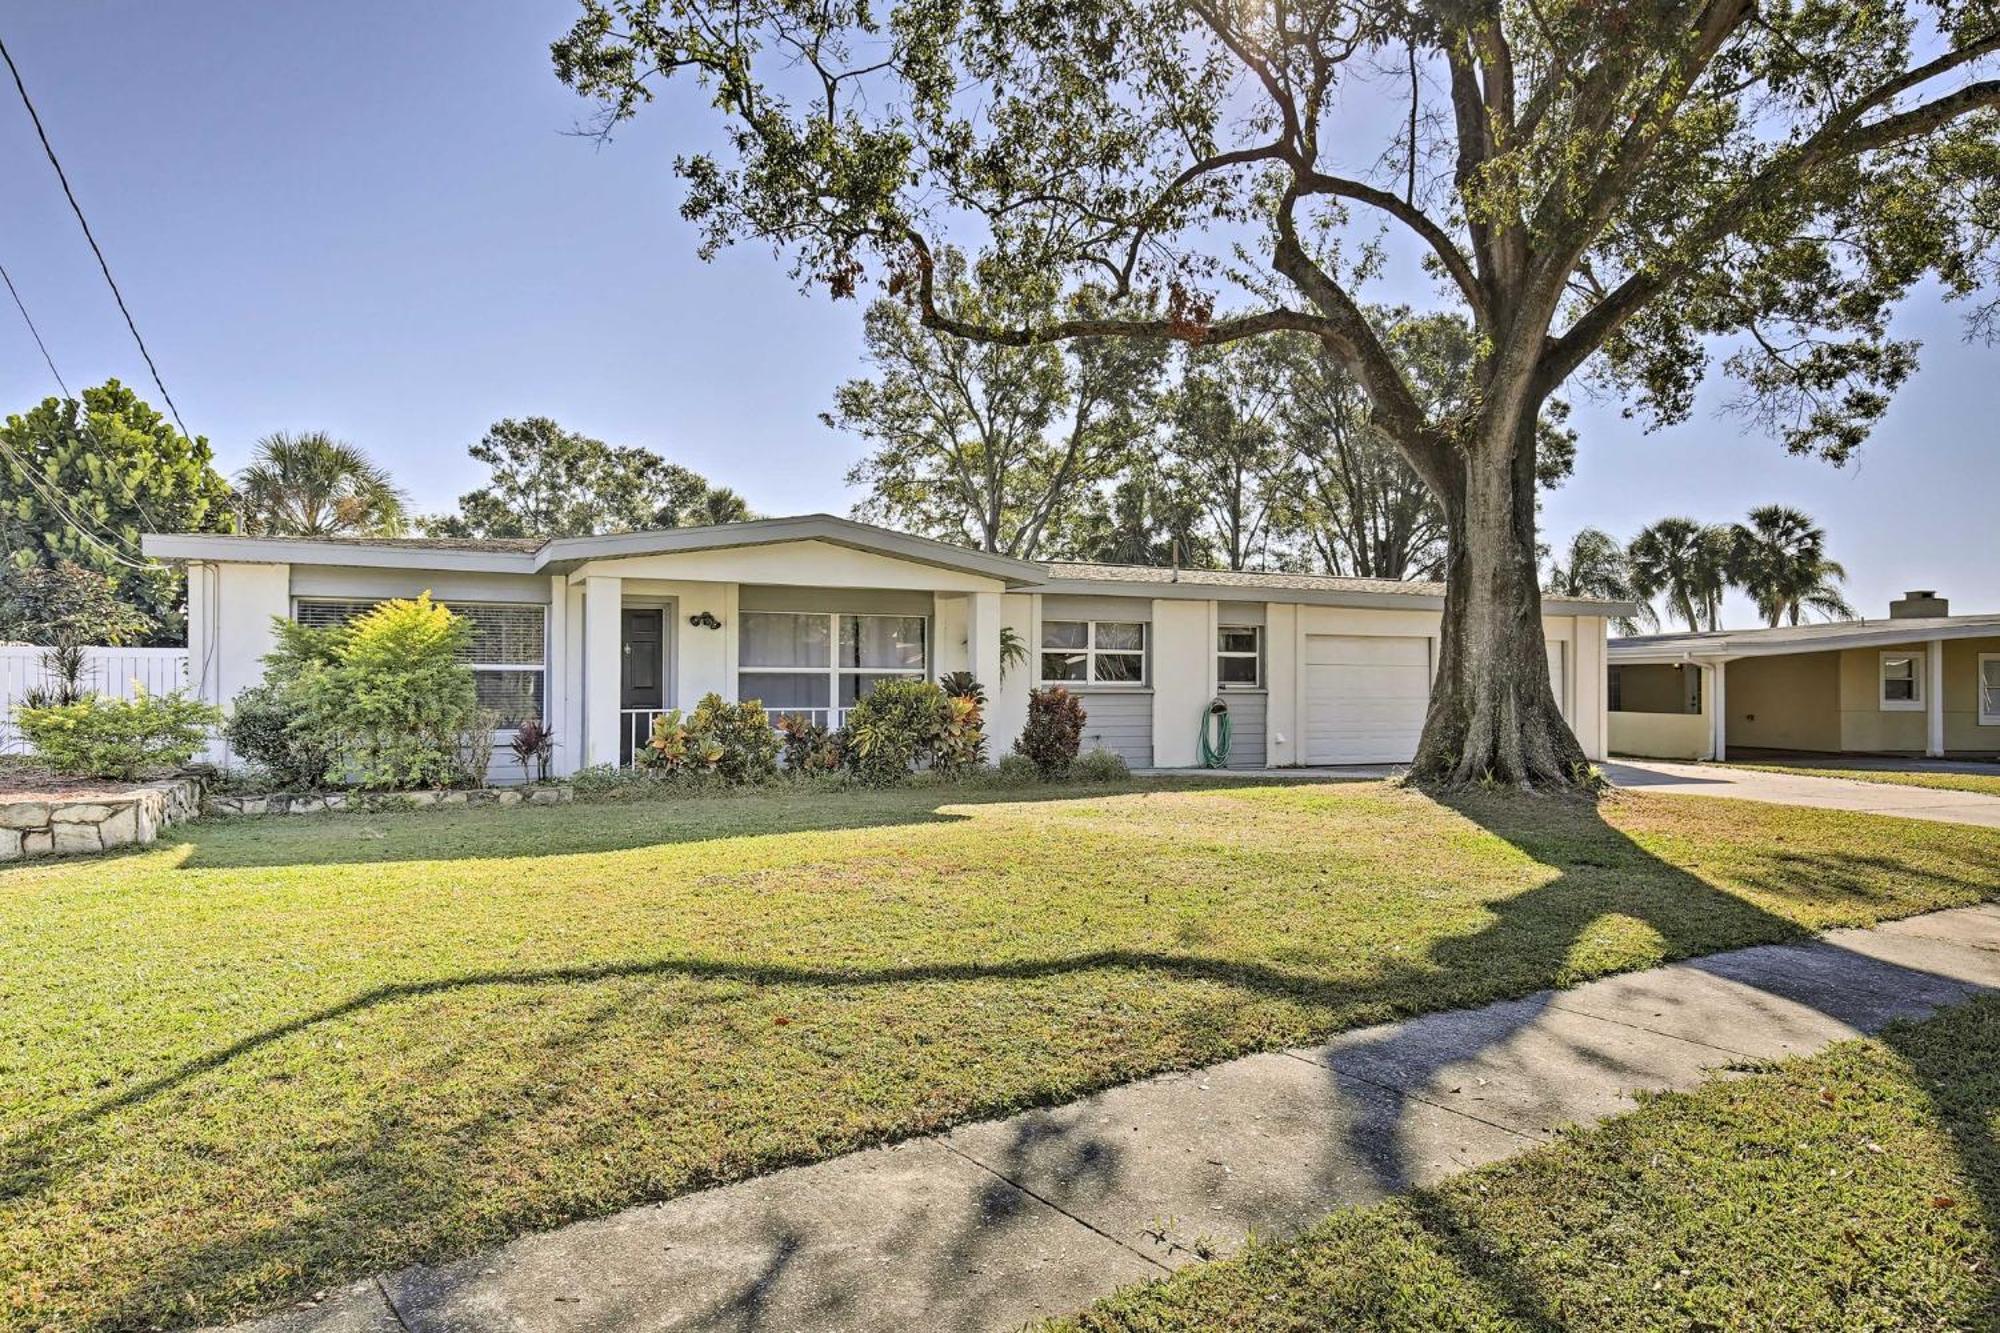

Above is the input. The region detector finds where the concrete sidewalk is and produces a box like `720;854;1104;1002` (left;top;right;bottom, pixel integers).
1605;759;2000;829
232;903;2000;1333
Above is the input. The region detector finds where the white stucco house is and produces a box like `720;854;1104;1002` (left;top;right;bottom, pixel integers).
143;514;1620;781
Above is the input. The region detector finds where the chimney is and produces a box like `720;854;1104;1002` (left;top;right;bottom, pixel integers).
1889;589;1949;619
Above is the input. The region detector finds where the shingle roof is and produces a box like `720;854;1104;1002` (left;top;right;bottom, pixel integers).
302;535;546;553
1038;561;1445;597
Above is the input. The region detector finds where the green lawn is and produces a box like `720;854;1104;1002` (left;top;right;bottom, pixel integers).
1725;761;2000;799
1055;994;2000;1331
4;779;2000;1331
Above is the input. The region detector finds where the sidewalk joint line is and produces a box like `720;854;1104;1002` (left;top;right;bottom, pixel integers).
1538;1002;1763;1059
1275;1048;1546;1143
936;1139;1176;1276
375;1276;415;1333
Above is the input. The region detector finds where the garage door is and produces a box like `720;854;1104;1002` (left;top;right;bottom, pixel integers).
1304;635;1431;764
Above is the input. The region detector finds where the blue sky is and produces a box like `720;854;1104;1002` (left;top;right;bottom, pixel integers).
3;1;1993;627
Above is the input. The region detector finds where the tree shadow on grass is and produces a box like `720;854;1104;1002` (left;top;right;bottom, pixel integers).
1286;791;2000;1330
9;787;2000;1331
164;776;1341;871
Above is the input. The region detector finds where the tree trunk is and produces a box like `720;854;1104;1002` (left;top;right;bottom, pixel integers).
1410;413;1588;788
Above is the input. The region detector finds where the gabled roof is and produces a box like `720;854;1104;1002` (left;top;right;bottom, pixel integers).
1610;612;2000;662
142;514;1634;615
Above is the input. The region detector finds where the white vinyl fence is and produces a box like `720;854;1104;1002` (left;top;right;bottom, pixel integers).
0;646;191;753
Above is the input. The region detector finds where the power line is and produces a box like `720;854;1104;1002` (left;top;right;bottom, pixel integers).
0;31;193;441
0;259;69;399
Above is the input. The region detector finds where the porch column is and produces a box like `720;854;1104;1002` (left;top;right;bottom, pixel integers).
1927;637;1946;757
967;590;1007;747
1709;660;1727;762
583;575;623;768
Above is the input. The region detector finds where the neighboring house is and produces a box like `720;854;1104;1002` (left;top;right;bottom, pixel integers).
143;514;1620;779
1608;590;2000;761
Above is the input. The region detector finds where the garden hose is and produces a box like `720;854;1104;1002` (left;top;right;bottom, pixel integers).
1198;697;1232;768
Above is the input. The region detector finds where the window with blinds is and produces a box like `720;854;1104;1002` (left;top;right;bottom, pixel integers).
292;598;546;727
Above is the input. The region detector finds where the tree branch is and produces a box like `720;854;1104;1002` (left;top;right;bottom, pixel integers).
1538;74;2000;390
1298;169;1491;327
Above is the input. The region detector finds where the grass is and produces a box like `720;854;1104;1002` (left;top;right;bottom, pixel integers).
3;778;1999;1331
1053;995;2000;1331
1724;760;2000;799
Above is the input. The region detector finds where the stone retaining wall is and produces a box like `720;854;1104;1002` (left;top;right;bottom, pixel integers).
205;786;573;817
0;776;205;861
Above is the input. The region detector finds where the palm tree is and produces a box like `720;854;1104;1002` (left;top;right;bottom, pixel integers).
235;432;409;537
1627;517;1736;633
1546;527;1657;635
689;486;753;526
1730;504;1855;627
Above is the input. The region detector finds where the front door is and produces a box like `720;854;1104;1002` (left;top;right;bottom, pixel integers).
621;609;665;763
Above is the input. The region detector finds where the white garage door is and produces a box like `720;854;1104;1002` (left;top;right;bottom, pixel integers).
1304;635;1431;764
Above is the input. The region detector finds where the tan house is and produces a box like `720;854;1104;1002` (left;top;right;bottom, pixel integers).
1607;590;2000;761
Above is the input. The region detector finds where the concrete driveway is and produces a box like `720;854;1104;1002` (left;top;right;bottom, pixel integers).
1605;759;2000;830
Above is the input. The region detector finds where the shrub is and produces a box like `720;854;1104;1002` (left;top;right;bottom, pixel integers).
507;719;557;783
1015;686;1086;777
1071;747;1131;782
20;643;88;709
775;711;843;773
993;752;1041;785
938;670;985;703
225;683;338;789
15;688;221;779
283;594;481;789
689;693;780;782
935;691;987;774
638;695;778;783
844;678;948;783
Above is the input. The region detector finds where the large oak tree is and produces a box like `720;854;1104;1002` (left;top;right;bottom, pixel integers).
553;0;1998;785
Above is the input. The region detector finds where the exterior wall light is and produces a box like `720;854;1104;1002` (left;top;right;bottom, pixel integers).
688;610;723;630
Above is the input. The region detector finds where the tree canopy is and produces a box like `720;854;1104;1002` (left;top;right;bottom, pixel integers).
0;381;234;644
833;259;1165;556
422;417;751;538
554;0;1998;784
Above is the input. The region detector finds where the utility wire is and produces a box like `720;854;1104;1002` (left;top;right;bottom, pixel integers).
0;31;193;441
1;259;69;399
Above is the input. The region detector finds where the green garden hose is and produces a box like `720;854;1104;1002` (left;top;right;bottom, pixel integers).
1199;698;1232;768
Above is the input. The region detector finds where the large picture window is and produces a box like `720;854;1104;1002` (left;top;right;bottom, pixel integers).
292;598;546;728
738;611;927;717
1041;620;1146;685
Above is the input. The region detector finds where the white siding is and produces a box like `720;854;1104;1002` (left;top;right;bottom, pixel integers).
1076;692;1153;767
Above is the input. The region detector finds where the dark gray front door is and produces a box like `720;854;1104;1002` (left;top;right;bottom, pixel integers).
621;609;664;762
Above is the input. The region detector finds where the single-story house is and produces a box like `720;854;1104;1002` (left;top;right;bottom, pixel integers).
143;514;1621;780
1607;590;2000;761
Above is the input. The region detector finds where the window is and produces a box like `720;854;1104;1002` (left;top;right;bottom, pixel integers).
292;598;547;728
1879;651;1924;711
1040;620;1146;685
1980;654;2000;726
1217;626;1261;687
737;611;927;715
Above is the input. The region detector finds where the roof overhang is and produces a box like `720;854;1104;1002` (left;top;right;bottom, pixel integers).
1609;617;2000;665
141;533;542;573
144;514;1048;587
